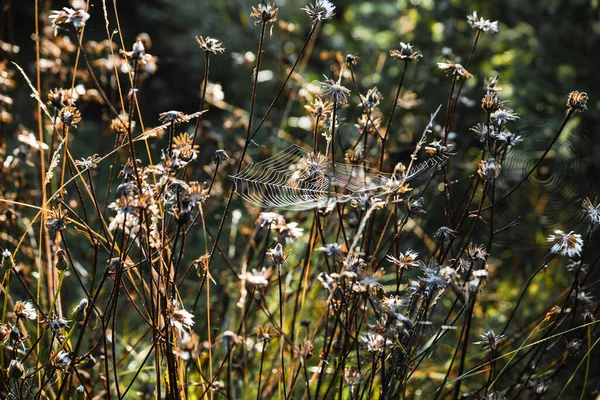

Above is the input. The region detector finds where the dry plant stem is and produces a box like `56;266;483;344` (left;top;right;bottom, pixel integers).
248;22;319;142
195;20;268;314
378;60;408;171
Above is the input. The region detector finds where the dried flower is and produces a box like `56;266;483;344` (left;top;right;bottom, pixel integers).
242;268;272;287
466;244;488;261
390;42;422;62
320;73;351;106
111;113;133;134
159;110;188;124
58;105;82;128
474;330;505;350
481;92;503;113
582;197;600;224
546;230;583;257
302;0;336;23
48;316;70;332
75;154;101;170
255;324;278;342
212;149;230;164
491;108;519;125
438;62;473;79
267;243;288;266
317;243;344;258
466;11;499;33
168;299;195;337
196;36;225;54
251;1;278;25
477;158;501;180
14;301;37;321
49;7;90;33
345;54;358;66
360;87;382;110
305;96;333;118
386;250;419;269
567;91;588;112
2;249;14;270
46;208;70;238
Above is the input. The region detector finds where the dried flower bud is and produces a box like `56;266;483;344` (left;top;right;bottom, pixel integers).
481;92;502;113
267;243;288;266
390;42;422;62
212;149;230;164
58;105;82;128
567;91;588;112
55;248;69;271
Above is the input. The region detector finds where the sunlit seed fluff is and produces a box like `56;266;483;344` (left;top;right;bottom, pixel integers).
302;0;336;22
320;73;351;106
546;229;583;257
13;300;37;321
582;197;600;224
567;91;588;112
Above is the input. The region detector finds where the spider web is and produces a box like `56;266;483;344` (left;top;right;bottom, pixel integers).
231;145;447;211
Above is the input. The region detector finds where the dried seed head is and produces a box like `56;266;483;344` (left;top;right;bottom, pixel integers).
305;96;333;118
49;7;90;34
55;248;69;271
473;329;505;350
110;114;132;135
477;158;501;180
320;73;351;106
302;0;336;22
546;230;583;258
481;92;503;113
437;62;473;79
567;91;588;112
390;42;422;62
251;1;279;25
267;243;288;266
582;197;600;224
2;249;14;270
196;36;225;54
13;301;37;321
466;11;499;33
212;149;230;164
345;54;358;66
58;105;82;128
158;110;188;124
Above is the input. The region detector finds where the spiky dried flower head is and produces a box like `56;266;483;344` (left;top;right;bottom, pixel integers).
47;88;76;111
386;250;419;269
267;242;288;266
547;230;583;258
477;158;501;180
158;110;188;124
302;0;336;22
474;329;505;350
438;62;473;79
49;7;90;34
466;244;488;261
212;149;230;164
305;96;333;118
582;197;600;224
360;87;382;110
390;42;422;62
481;92;503;113
320;73;351;106
255;324;278;342
168;299;195;338
251;1;279;25
491;108;519;125
466;11;499;33
345;54;358;66
196;36;225;54
2;249;14;270
485;75;503;93
46;207;71;237
172;133;198;162
567;91;588;112
75;154;101;170
110;113;132;135
58;105;82;128
13;301;37;321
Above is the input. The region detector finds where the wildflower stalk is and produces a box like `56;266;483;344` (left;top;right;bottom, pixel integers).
378;60;408;171
196;20;268;312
